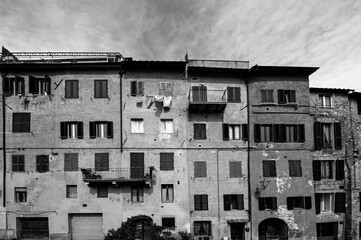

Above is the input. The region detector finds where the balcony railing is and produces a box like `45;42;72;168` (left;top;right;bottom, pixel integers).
188;89;227;112
81;167;153;185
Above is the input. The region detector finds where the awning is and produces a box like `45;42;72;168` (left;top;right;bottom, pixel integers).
227;219;249;223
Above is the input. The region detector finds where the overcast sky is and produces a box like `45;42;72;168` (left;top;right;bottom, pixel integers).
1;0;360;90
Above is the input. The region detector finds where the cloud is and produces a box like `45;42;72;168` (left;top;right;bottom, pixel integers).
0;0;361;90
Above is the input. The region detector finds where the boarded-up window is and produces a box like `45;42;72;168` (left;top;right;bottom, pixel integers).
227;87;241;102
13;113;30;133
130;81;144;96
94;80;108;98
194;162;207;178
36;155;49;173
224;194;244;210
64;153;78;171
289;160;302;177
160;153;174;171
229;162;242;178
194;123;206;140
97;186;108;198
12;155;25;172
95;153;109;171
262;161;276;177
194;195;208;211
65;80;79;98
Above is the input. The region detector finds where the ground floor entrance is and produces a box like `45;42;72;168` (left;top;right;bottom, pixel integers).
17;217;49;239
230;222;245;240
259;218;288;240
69;214;103;240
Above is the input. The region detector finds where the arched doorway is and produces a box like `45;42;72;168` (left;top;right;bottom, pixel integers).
258;218;288;240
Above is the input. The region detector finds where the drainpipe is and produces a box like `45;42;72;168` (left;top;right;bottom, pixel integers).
245;71;252;239
216;150;220;220
119;68;124;153
1;71;6;208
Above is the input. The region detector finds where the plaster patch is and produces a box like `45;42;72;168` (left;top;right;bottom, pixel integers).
308;180;313;186
262;150;280;160
276;174;291;193
276;205;301;230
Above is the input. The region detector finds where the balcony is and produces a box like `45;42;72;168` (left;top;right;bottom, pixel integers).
188;88;227;112
81;167;153;187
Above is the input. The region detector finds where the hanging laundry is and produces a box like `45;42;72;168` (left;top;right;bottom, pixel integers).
153;95;164;102
146;96;154;108
163;96;172;108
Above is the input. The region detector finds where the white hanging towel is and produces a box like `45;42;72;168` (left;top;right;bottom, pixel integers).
146;95;154;108
163;96;172;108
153;95;164;102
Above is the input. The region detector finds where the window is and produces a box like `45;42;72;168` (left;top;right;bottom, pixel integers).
29;75;51;95
261;90;274;103
15;187;27;203
36;155;49;173
254;124;305;143
162;217;175;230
12;113;30;133
161;184;174;202
160;153;174;171
223;124;240;140
159;82;173;96
95;153;109;171
130;81;144;96
263;161;276;177
194;195;208;211
259;197;277;210
287;196;312;210
97;186;108;198
160;119;173;133
319;94;332;108
317;222;338;239
12;155;25;172
64;153;78;171
66;185;77;198
313;160;344;181
229;162;242;178
227;87;241;102
131;186;144;202
314;122;342;149
89;121;113;139
94;80;108;98
224;194;244;210
194;123;206;140
131;119;144;133
315;192;346;214
289;160;302;177
194;221;212;236
357;97;361;115
194;162;207;178
278;89;296;104
60;122;83;139
3;76;25;96
65;80;79;98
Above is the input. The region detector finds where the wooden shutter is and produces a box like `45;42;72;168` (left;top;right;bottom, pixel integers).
95;153;109;171
195;195;201;210
137;81;144;95
289;161;295;177
334;192;346;213
65;80;72;98
202;195;208;210
73;80;79;98
314;122;323;149
3;77;11;95
230;162;242;178
280;124;286;142
254;124;261;142
358;97;361;114
259;198;265;211
271;198;277;209
263;161;275;177
334;122;342;149
89;122;96;139
298;124;305;142
130;81;137;96
64;153;78;171
159;82;166;95
234;87;240;102
77;122;83;139
242;124;248;141
287;198;294;210
336;160;344;180
194;124;201;139
274;124;280;142
224;195;231;211
94;80;101;98
60;122;67;139
315;194;321;214
237;195;244;210
130;153;144;178
290;90;296;102
223;124;229;140
107;122;113;138
227;87;234;102
313;161;321;181
45;75;51;94
278;89;285;104
305;196;312;210
200;124;206;139
194;162;206;177
270;161;276;177
160;153;174;171
22;113;30;132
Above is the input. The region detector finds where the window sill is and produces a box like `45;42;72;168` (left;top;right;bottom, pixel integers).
161;201;174;203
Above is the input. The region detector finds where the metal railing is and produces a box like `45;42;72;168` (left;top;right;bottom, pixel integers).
189;89;227;103
81;167;152;181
